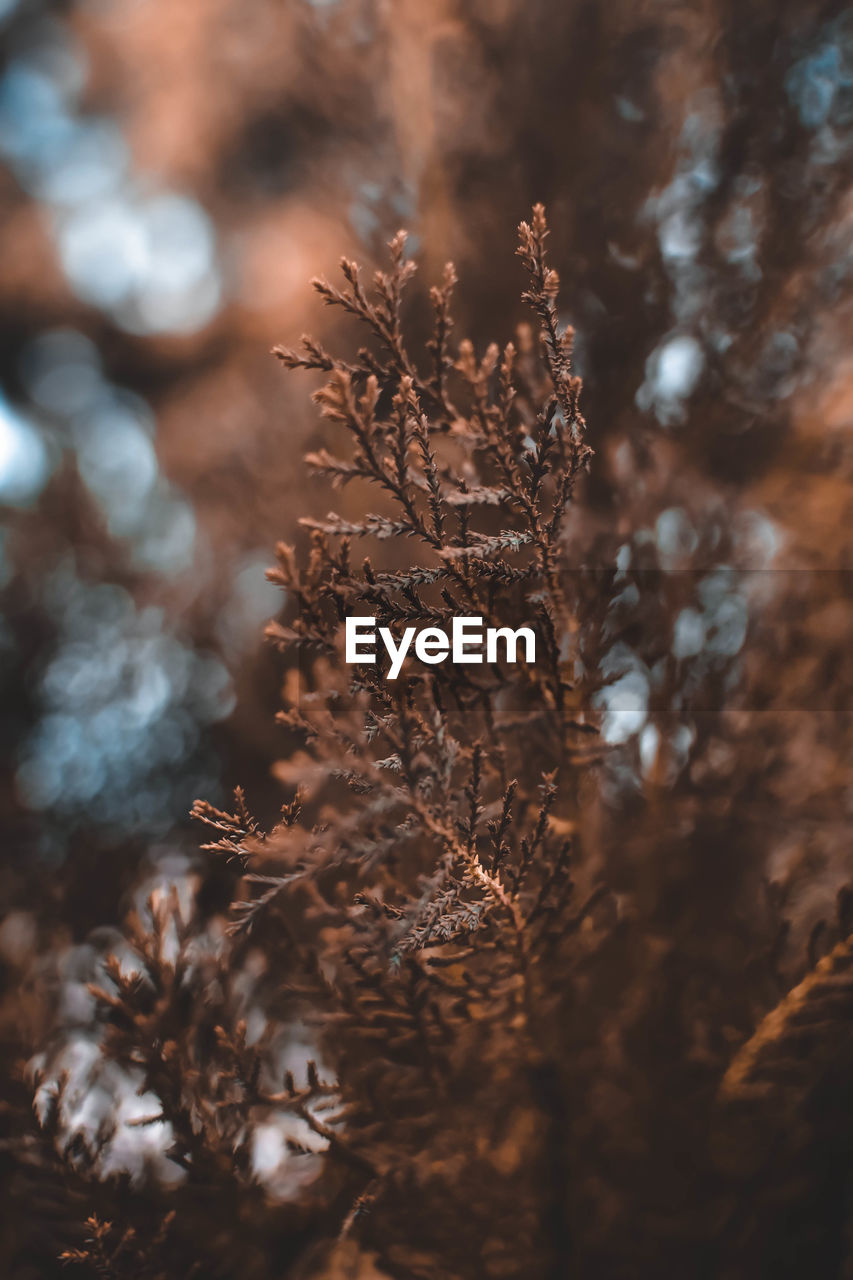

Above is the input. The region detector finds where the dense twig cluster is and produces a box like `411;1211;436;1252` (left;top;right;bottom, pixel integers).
30;203;852;1280
45;208;609;1279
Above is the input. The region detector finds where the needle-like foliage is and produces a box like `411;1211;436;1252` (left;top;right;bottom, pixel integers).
51;207;608;1280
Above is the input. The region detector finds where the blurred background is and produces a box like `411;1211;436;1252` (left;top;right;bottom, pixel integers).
0;0;851;1273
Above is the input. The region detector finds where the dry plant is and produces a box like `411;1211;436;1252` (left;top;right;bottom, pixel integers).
20;203;853;1280
42;207;610;1280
